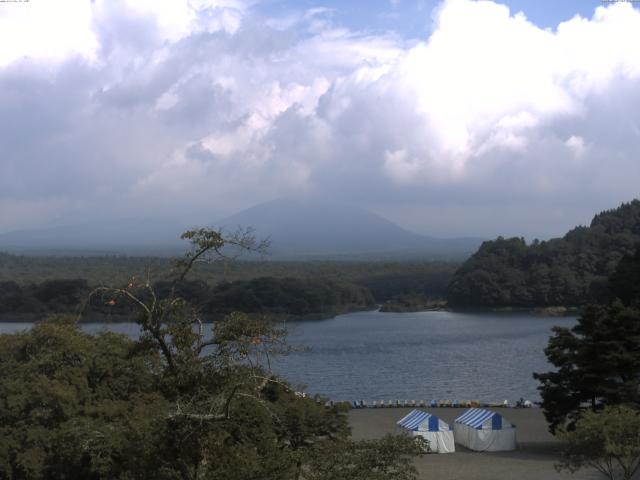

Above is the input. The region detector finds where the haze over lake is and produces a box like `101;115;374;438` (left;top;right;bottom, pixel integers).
0;310;573;403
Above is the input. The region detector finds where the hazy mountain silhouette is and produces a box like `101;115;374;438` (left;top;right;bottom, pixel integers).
0;199;482;259
217;198;482;259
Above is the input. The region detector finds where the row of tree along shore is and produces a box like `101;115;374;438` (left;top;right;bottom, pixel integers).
0;252;459;319
0;276;376;322
2;199;640;320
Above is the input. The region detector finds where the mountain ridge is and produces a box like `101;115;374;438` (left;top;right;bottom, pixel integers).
216;198;481;259
0;199;482;259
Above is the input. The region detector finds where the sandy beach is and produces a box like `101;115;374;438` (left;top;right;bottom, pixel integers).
349;407;602;480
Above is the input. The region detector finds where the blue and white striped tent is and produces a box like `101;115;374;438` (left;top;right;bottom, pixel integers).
397;410;455;453
453;408;516;451
455;408;510;430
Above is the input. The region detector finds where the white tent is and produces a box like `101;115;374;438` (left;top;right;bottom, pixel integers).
397;409;455;453
453;408;516;452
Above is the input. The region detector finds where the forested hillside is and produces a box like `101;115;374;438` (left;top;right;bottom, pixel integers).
447;200;640;308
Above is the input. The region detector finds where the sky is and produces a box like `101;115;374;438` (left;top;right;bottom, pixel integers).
1;0;639;239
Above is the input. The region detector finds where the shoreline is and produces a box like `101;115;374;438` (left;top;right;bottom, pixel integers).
332;400;533;409
380;304;580;317
0;304;581;322
0;304;378;324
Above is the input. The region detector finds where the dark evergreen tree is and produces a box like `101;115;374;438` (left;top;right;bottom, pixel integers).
534;249;640;433
609;247;640;306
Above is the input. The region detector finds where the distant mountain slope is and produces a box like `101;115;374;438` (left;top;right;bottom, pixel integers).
0;199;482;259
0;218;186;255
447;200;640;308
217;198;481;259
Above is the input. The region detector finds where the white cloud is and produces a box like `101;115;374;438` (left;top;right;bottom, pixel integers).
565;135;587;159
383;149;421;183
372;0;640;182
0;0;640;237
0;0;98;67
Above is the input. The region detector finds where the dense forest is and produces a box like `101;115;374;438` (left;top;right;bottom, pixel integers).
162;277;375;318
0;277;375;321
448;200;640;308
0;255;456;319
0;254;456;299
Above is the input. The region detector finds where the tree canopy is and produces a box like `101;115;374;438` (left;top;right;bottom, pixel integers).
0;227;423;480
534;246;640;433
0;276;374;321
556;405;640;480
448;200;640;308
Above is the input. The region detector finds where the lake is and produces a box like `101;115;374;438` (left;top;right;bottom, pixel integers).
0;310;574;403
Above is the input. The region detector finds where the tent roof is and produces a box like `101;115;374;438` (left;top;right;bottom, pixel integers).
455;408;510;429
397;409;450;432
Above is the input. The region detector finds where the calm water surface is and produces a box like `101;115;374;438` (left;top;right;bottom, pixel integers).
0;310;575;402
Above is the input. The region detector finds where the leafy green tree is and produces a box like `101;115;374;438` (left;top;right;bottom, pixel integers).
556;405;640;480
0;227;423;480
304;435;425;480
0;315;165;480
